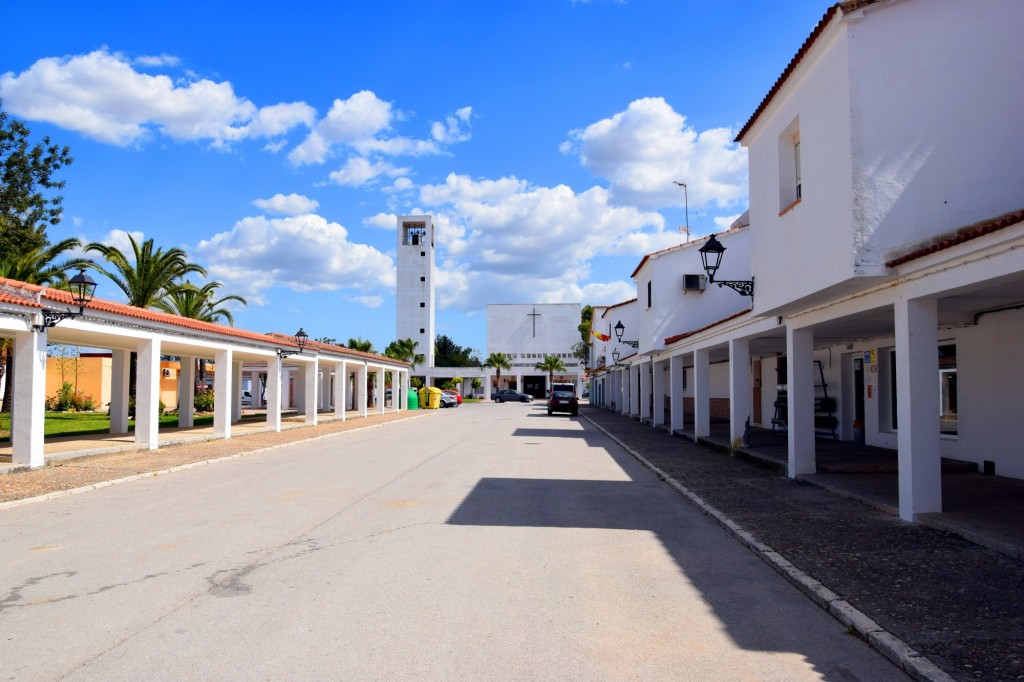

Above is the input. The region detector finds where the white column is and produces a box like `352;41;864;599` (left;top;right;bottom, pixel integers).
729;338;751;448
109;348;130;433
377;368;386;415
670;355;685;433
304;358;318;425
11;328;47;467
213;348;233;438
232;360;243;424
135;337;161;450
652;360;665;428
787;326;816;476
639;360;651;423
334;362;347;419
618;368;627;415
694;348;711;438
895;297;942;520
357;364;368;417
178;356;195;428
266;356;282;432
484;373;492;399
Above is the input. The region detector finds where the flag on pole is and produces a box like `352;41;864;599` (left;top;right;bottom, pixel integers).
591;329;611;342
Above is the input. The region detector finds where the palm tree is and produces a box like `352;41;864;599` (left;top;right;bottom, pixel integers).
85;234;206;309
0;238;90;413
347;337;375;353
484;352;512;391
153;281;247;395
86;234;206;400
153;281;246;325
384;337;425;369
535;354;566;389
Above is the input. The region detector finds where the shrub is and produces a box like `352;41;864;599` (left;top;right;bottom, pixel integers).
46;382;97;412
194;387;215;412
127;395;166;418
441;380;455;390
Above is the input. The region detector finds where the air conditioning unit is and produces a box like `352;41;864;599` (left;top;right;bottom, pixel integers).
683;274;706;292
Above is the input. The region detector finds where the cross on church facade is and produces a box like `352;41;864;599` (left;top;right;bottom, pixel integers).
527;307;542;337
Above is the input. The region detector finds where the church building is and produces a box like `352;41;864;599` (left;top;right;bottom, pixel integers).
395;215;583;398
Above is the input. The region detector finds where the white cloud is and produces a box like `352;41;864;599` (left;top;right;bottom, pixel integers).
134;53;180;68
416;173;677;311
363;212;397;229
0;49;312;147
562;96;748;210
252;193;319;216
288;91;395;166
327;156;408;187
345;294;384;309
431;106;473;144
194;214;395;303
714;213;742;230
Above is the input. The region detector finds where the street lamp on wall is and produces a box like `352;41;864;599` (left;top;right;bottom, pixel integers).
613;321;639;348
33;268;98;331
611;349;622;365
277;328;309;358
698;234;754;298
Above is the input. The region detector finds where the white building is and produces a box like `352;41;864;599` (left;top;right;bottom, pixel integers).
395;215;436;368
486;303;583;397
394;214;584;398
589;0;1024;524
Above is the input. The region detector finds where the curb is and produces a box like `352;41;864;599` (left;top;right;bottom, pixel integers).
0;413;428;511
580;412;955;682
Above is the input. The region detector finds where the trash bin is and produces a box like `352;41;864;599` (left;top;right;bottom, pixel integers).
418;387;430;409
426;386;443;409
407;388;419;410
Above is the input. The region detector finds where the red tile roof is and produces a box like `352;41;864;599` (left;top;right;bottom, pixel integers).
664;307;753;345
885;209;1024;268
735;2;882;143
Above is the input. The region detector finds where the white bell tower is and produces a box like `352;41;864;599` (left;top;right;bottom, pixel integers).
396;214;435;368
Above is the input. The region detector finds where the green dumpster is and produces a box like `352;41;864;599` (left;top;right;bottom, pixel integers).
407;388;419;410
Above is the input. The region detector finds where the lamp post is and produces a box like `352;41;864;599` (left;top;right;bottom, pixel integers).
33;268;98;331
698;234;754;298
613;320;639;348
277;328;309;358
612;349;622;365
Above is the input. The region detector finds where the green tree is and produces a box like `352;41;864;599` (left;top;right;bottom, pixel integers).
86;233;207;399
346;337;375;353
535;354;567;387
435;334;479;367
86;234;207;309
484;352;512;391
575;304;593;363
384;337;425;369
0;101;73;260
0;238;89;413
153;281;246;325
153;280;247;395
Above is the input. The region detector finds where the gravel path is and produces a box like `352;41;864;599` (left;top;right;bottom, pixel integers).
581;406;1024;682
0;411;423;504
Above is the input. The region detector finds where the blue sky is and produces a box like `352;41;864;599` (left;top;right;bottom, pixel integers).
2;0;826;355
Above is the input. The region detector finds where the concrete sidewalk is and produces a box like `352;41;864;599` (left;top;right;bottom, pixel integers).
582;405;1024;682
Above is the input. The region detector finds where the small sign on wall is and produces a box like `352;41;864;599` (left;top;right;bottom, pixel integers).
864;349;876;363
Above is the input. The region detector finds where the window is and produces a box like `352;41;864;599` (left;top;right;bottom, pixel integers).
420;302;425;308
939;344;957;437
420;328;425;334
420;251;425;257
647;281;652;309
778;117;801;213
420;276;425;282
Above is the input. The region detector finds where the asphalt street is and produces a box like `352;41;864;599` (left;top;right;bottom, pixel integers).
0;402;907;681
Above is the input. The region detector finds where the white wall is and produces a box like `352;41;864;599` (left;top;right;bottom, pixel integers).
745;20;855;314
637;230;751;354
486;303;581;375
851;0;1024;257
396;215;435;366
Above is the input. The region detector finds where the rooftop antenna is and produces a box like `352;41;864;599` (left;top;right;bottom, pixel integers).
674;181;689;242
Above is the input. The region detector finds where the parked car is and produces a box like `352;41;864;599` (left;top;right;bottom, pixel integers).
442;389;463;405
241;390;252;406
492;389;533;403
547;390;579;416
439;392;459;408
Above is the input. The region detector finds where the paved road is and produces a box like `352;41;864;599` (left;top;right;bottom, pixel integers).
1;402;906;681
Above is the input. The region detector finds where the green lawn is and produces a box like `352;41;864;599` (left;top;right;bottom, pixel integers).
0;411;264;442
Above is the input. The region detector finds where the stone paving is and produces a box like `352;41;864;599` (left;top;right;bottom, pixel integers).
582;405;1024;682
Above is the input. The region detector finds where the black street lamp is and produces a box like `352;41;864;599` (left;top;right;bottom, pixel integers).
33;268;98;331
698;234;754;298
611;349;622;365
613;320;639;348
277;328;309;358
